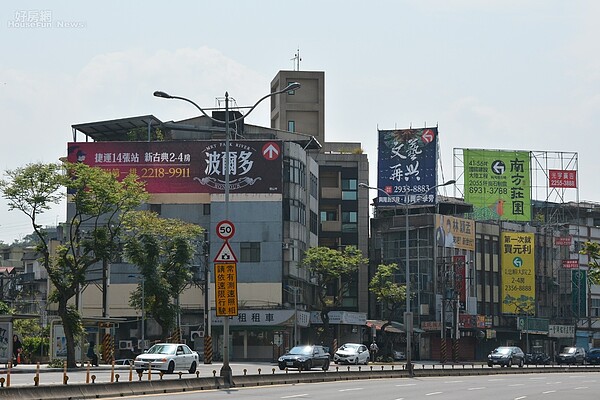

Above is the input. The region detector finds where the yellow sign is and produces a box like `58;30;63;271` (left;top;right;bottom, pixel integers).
500;232;535;314
214;263;239;317
434;214;475;251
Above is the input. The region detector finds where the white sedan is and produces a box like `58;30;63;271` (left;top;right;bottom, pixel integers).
134;343;199;374
333;343;370;365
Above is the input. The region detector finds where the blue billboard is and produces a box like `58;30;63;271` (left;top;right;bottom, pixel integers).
377;128;438;205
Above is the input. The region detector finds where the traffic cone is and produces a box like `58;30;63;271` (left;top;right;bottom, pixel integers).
17;352;21;364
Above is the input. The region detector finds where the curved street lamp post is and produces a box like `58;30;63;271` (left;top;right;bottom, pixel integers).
359;179;455;375
154;82;300;386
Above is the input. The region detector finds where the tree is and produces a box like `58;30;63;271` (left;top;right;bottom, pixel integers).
301;245;366;348
0;162;148;367
121;210;203;338
369;263;406;355
580;241;600;284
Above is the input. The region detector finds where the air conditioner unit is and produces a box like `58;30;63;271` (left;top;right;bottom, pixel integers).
138;339;150;350
190;331;204;341
119;340;133;350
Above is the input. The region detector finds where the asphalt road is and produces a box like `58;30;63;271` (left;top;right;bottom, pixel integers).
94;372;600;400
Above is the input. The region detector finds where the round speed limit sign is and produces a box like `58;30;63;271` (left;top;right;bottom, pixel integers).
216;220;235;240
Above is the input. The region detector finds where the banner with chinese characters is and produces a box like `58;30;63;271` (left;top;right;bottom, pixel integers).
214;263;238;317
500;232;535;314
464;149;531;221
377;128;437;205
67;141;283;194
434;215;475;251
549;169;577;188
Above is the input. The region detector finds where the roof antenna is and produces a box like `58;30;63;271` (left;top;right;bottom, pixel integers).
291;48;301;71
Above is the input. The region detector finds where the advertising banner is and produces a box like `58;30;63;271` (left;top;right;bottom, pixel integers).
554;236;572;246
214;263;239;317
500;232;535;314
464;149;531;221
67;140;283;194
434;215;475;251
377;128;437;205
453;255;467;304
549;169;577;188
572;270;587;318
562;259;579;269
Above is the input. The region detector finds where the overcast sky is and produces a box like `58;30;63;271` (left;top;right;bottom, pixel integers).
1;1;598;243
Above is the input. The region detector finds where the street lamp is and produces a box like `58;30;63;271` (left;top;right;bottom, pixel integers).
154;81;300;386
359;179;455;375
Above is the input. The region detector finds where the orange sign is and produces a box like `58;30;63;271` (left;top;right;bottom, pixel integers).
214;263;239;316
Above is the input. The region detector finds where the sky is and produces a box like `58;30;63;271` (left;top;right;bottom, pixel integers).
1;0;599;243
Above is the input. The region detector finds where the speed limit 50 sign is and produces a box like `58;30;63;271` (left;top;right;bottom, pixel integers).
216;220;235;240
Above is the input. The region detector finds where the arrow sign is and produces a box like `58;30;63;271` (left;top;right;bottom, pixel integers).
421;129;435;144
262;142;280;160
491;160;505;175
214;241;238;262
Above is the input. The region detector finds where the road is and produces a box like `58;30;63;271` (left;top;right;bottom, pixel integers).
94;372;600;400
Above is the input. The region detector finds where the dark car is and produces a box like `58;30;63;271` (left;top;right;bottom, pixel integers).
487;346;525;368
556;346;586;365
525;352;551;365
278;345;330;371
586;348;600;364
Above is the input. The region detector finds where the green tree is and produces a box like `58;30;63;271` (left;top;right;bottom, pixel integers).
0;162;148;367
301;245;366;348
369;263;406;355
121;210;203;338
580;241;600;284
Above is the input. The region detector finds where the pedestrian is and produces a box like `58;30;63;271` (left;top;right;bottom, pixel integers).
87;341;99;366
12;334;23;366
369;342;379;362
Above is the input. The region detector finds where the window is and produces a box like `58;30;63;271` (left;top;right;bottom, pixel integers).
310;173;318;199
284;199;306;224
320;171;338;188
203;204;211;215
310;211;319;235
320;210;337;221
240;242;260;262
287;120;295;132
284;158;306;188
150;204;161;214
342;178;357;200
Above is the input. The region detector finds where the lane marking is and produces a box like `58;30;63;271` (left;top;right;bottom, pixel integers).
542;391;556;394
514;396;527;400
425;392;443;396
509;384;525;387
575;386;588;390
339;388;364;392
396;383;417;387
281;395;308;399
444;380;464;383
468;387;485;391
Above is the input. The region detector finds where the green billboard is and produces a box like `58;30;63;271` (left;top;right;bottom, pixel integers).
464;149;531;222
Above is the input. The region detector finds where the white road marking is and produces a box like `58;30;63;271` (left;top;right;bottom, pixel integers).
542;391;556;394
339;388;364;392
529;377;546;380
281;395;308;399
575;387;588;390
514;397;527;400
468;387;485;391
444;380;464;383
509;384;525;387
425;392;443;396
396;383;417;387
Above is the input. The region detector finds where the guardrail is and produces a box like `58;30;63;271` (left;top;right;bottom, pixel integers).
2;362;600;400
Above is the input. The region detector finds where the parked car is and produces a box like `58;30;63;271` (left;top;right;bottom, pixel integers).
586;348;600;364
278;345;330;371
333;343;369;365
393;350;406;361
525;352;551;365
556;346;586;365
114;358;134;366
134;343;199;374
487;346;525;368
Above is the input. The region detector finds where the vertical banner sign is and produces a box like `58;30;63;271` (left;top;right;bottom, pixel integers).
572;270;587;318
214;263;239;317
501;232;535;314
377;128;438;205
464;149;531;221
453;255;467;305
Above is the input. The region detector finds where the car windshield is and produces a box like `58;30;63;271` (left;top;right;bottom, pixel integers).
339;344;359;351
493;347;511;355
146;344;177;355
288;346;313;355
564;347;576;354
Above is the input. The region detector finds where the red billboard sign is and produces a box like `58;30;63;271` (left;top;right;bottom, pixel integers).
562;259;579;269
554;236;572;246
549;169;577;188
67;141;283;194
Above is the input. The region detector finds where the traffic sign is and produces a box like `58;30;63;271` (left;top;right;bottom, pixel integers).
216;220;235;240
213;241;238;262
262;142;280;160
214;263;238;317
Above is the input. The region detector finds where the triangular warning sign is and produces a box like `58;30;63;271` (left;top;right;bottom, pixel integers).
213;241;238;262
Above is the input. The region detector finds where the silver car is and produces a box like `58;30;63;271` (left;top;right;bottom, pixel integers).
334;343;370;365
134;343;199;374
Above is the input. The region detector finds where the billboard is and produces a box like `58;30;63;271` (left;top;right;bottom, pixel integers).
549;169;577;188
464;149;531;221
501;232;535;314
377;128;437;205
67;141;283;194
434;214;475;251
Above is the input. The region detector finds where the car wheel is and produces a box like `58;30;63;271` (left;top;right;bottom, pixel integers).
188;361;197;374
488;362;493;367
507;359;512;367
304;361;312;371
322;360;330;371
518;359;524;368
278;364;286;370
334;360;339;364
355;358;359;365
167;361;175;374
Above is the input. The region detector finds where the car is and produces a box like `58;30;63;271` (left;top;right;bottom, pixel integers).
586;348;600;364
333;343;370;365
114;358;134;366
134;343;199;374
278;345;330;371
556;346;586;365
487;346;525;368
393;350;406;361
524;352;551;365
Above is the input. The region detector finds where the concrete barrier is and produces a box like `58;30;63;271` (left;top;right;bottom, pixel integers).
2;365;600;400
